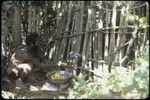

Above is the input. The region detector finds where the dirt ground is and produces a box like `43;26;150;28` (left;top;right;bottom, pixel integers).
1;78;125;99
2;82;69;99
1;69;71;99
1;69;139;99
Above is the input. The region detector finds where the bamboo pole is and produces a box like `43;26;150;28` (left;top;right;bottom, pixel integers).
140;2;149;53
82;3;90;71
107;2;117;72
115;6;126;68
53;1;66;61
63;1;73;60
13;2;22;48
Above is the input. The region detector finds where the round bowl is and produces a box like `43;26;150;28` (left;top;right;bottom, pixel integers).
46;70;73;84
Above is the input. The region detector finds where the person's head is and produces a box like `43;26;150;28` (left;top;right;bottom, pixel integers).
25;32;38;46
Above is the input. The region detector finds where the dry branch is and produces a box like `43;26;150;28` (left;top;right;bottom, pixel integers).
121;26;139;66
53;26;149;40
55;25;140;36
80;41;130;65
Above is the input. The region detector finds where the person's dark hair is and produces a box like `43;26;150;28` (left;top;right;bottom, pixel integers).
25;32;38;45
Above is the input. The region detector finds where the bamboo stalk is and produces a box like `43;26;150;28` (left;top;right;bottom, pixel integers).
77;1;84;53
107;3;117;72
115;6;127;67
103;3;110;76
13;2;22;48
82;5;89;69
54;1;67;60
140;2;149;53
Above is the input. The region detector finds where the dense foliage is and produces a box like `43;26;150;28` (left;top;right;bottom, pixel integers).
67;41;149;99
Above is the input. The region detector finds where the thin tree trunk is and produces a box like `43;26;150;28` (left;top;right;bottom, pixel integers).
51;1;61;61
115;6;126;67
82;1;96;79
133;6;139;70
119;4;130;67
75;1;84;75
108;3;117;72
53;1;63;61
77;1;84;53
52;1;67;61
2;3;8;57
88;1;97;80
63;1;73;60
13;2;22;48
140;2;149;53
36;14;40;34
2;3;8;76
21;1;28;34
94;3;104;80
28;3;36;32
57;1;68;60
103;4;109;75
82;3;90;74
70;1;84;54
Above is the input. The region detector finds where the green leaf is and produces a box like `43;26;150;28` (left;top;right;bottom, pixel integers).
126;84;135;92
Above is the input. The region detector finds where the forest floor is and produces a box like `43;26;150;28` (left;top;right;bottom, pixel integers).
1;80;139;99
1;78;130;99
1;69;139;99
1;81;125;99
1;69;70;99
2;82;68;99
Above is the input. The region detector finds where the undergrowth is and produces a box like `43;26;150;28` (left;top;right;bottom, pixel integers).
67;41;149;99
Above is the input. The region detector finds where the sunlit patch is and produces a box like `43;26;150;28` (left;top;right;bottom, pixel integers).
98;20;103;28
121;7;125;16
93;37;95;41
88;9;92;14
58;3;61;8
40;12;43;16
59;12;62;17
40;20;43;26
